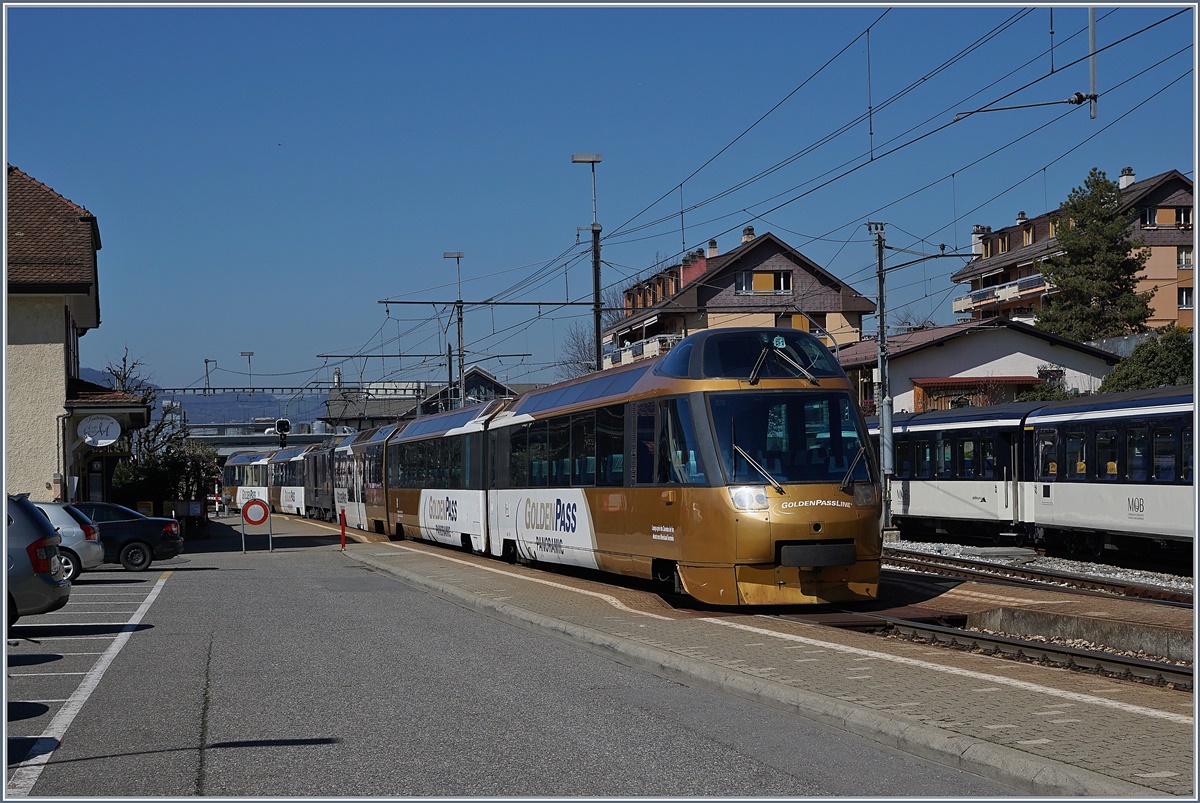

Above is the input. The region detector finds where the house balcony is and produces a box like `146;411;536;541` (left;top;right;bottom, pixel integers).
603;333;682;370
952;273;1051;315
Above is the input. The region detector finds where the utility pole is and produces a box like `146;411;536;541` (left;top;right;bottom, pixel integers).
572;153;603;372
867;222;894;531
444;252;465;409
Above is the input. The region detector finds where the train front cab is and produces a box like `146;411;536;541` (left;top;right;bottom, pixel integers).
485;328;882;606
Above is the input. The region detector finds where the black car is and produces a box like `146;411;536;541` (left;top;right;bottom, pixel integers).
70;502;184;571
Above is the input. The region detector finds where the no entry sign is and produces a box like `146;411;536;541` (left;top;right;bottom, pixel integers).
242;498;270;526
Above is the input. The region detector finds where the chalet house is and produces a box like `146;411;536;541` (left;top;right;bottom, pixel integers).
837;318;1119;414
603;227;875;368
950;167;1194;329
6;164;149;503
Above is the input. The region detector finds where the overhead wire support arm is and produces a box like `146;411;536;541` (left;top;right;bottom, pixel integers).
953;92;1097;121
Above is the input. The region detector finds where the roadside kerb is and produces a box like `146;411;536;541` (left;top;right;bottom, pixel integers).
341;548;1162;797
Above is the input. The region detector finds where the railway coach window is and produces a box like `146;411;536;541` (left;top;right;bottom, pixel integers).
596;405;624;486
509;424;530;487
1064;432;1086;479
894;438;911;478
914;440;931;478
570;413;597;486
1126;428;1149;481
1037;431;1058;479
957;438;976;478
1096;430;1118;480
1153;428;1177;482
1184;427;1193;483
934;438;952;478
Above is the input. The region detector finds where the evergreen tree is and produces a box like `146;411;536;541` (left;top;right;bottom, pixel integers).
1036;168;1154;341
1099;326;1194;392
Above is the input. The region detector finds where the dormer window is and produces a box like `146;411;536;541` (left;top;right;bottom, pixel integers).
1142;207;1158;229
997;234;1009;254
1023;227;1034;247
1177;207;1193;229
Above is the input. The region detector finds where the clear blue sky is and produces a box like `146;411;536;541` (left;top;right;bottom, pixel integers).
6;3;1195;396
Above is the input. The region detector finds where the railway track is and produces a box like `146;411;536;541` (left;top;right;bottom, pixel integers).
881;616;1193;691
883;547;1193;606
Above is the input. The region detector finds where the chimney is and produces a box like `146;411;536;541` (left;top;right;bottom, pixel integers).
1119;166;1136;189
707;238;719;258
971;224;991;257
742;225;755;244
1016;211;1027;225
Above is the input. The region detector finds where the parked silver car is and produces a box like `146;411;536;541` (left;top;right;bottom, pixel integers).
7;494;71;627
32;501;105;582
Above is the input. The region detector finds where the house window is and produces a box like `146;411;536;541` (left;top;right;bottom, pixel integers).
774;271;792;294
982;240;993;259
1177;207;1194;229
1048;219;1058;238
1180;246;1194;270
1141;207;1158;229
734;272;753;294
1023;227;1034;247
997;234;1009;254
1180;287;1194;310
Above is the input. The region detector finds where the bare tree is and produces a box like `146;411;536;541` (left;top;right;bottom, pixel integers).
554;286;627;380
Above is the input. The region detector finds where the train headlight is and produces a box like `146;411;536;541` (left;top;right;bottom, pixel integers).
729;486;769;511
852;482;879;508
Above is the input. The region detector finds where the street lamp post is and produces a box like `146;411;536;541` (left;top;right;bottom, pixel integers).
203;359;216;394
572;153;603;372
444;252;465;410
240;351;254;392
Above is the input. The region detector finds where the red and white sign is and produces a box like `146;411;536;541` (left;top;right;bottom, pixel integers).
242;498;270;526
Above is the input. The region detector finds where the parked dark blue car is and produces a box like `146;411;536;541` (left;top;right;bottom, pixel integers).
71;502;184;571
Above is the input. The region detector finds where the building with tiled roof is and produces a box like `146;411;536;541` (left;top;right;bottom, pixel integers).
7;164;149;502
602;227;875;368
950;167;1194;329
836;318;1119;413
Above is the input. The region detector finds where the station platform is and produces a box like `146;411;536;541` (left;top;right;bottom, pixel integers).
339;538;1194;797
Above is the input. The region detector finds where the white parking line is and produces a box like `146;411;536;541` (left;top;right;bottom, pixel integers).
6;571;172;797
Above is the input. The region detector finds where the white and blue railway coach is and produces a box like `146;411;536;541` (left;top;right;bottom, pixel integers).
871;385;1194;556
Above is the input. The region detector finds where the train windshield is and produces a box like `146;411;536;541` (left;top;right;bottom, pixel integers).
708;391;872;485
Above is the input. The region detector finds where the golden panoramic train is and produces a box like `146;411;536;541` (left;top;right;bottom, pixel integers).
227;328;883;606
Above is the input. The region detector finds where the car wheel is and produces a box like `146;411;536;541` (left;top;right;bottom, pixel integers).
119;542;154;571
60;549;81;582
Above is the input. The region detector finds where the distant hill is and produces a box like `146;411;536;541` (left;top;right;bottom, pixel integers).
80;367;323;424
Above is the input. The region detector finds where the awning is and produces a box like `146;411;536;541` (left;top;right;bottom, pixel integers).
912;376;1039;388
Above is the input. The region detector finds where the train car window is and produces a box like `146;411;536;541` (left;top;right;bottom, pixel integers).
700;330;841;380
914;440;931;478
957;438;976;478
570;412;597;486
1183;427;1193;484
1064;432;1086;480
529;421;549;487
934;438;952;478
709;391;868;485
450;435;464;489
634;401;657;485
980;437;997;478
655;340;694;378
894;437;911;478
662;398;707;485
1152;428;1176;483
548;416;571;488
1037;430;1058;480
509;424;530;487
596;405;624;486
1096;430;1118;480
1126;427;1149;481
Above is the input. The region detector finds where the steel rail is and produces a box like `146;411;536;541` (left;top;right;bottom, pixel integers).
883;548;1193;607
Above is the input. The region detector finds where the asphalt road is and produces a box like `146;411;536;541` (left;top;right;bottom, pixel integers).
7;517;1020;797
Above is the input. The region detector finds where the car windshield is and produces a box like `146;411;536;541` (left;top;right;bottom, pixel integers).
708;391;872;485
